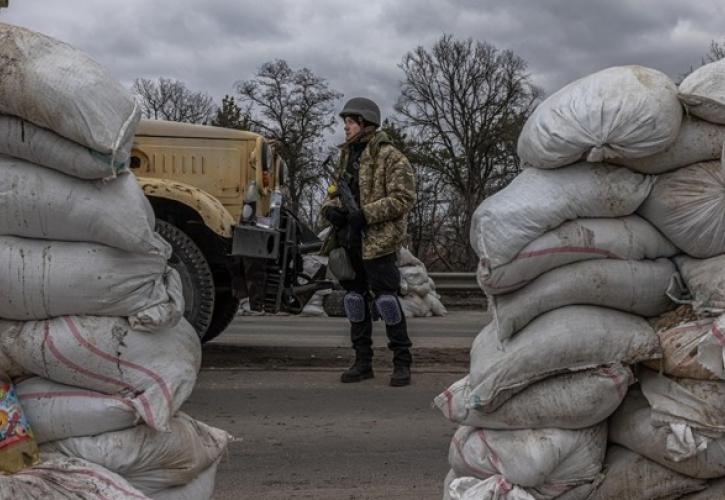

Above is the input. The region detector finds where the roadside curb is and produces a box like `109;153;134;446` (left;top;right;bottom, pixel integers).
201;344;470;370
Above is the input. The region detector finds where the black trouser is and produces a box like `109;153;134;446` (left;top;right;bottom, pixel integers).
339;246;412;366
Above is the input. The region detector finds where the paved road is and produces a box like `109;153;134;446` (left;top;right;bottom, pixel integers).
182;369;463;500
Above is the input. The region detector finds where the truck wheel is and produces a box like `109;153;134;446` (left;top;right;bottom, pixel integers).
156;220;215;339
202;291;241;343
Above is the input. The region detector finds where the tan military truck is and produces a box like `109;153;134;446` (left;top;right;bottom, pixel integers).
130;120;326;342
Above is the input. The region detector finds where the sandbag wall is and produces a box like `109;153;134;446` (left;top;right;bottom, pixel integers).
437;60;725;499
0;23;228;499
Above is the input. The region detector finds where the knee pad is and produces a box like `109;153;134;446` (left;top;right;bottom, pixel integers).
374;294;402;326
343;292;367;323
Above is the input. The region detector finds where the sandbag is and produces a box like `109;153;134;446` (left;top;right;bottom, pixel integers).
0;453;150;499
300;290;329;317
490;258;675;341
644;312;718;380
679;58;725;124
447;476;597;500
151;459;219;500
480;215;677;295
640;369;725;434
468;306;660;412
0;114;128;179
18;377;138;443
435;364;631;430
424;293;447;317
610;116;725;173
0;237;183;329
448;424;606;494
698;314;725;379
674;254;725;316
0;156;168;255
517;65;682;169
471;164;654;269
639;161;725;258
0;316;200;431
610;389;725;479
0;23;140;164
590;445;706;500
400;293;432;318
43;413;229;495
681;478;725;499
397;247;424;268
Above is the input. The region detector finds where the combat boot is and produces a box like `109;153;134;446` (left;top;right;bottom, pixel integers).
390;357;411;387
341;356;374;383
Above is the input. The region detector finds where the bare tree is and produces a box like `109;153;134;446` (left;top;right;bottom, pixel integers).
236;60;342;223
133;77;216;124
211;95;253;130
395;34;540;270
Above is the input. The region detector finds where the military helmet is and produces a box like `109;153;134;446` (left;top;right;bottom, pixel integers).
339;97;381;127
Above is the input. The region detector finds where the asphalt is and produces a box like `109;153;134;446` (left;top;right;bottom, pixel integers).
203;310;490;370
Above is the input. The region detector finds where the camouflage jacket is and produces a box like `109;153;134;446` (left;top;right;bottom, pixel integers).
321;130;416;260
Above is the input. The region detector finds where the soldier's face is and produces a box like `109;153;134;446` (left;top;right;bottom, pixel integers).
343;116;361;141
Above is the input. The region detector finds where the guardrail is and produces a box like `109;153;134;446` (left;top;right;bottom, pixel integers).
429;272;479;292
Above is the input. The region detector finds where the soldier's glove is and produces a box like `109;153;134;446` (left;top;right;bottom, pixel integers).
347;209;367;232
324;206;348;228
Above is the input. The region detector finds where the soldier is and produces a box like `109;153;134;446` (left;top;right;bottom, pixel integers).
320;97;416;387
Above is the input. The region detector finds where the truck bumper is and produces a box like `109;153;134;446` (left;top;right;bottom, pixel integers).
231;224;281;259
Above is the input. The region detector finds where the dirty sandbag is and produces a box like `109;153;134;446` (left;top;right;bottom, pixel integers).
0;453;150;499
17;377;138;443
610;115;725;174
448;424;606;493
400;293;432;318
470;164;654;270
518;65;682;169
0;317;201;431
490;258;675;341
0;23;141;165
151;458;220;500
0;114;129;179
610;388;725;479
42;413;230;495
0;371;39;473
672;254;725;316
590;445;706;500
697;314;725;379
639;161;725;259
0;156;168;255
680;478;725;499
679;58;725;124
468;306;660;413
0;237;183;328
435;364;631;430
480;215;678;295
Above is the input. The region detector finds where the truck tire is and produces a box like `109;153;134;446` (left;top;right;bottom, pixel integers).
202;291;241;343
156;220;215;339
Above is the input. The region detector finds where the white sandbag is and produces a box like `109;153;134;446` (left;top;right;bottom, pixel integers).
610;116;725;173
0;114;129;179
518;65;682;169
0;23;140;163
0;316;200;431
424;293;448;317
471;164;654;269
447;476;597;500
449;424;606;494
397;247;424;267
610;389;725;479
468;306;660;412
480;215;677;295
674;254;725;316
0;453;150;499
590;445;707;500
302;254;327;279
640;369;725;434
644;313;718;380
400;265;429;286
43;413;229;495
435;364;631;430
490;258;675;341
698;314;725;379
0;156;168;255
0;237;183;328
639;161;725;258
151;459;219;500
681;478;725;499
679;58;725;124
400;293;432;318
300;290;329;317
17;377;138;443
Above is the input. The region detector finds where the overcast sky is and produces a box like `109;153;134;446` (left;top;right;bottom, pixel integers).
3;0;724;133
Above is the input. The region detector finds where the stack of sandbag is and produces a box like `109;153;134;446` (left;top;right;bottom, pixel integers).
436;65;714;499
397;247;447;318
0;23;228;499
